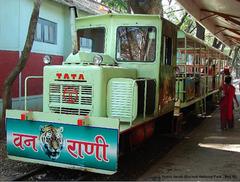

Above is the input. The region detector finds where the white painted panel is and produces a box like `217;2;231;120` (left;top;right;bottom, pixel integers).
0;0;92;57
0;0;20;51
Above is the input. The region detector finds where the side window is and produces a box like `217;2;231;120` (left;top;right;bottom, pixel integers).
164;36;172;65
34;18;57;44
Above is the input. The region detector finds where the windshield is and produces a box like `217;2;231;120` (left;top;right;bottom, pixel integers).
77;27;105;53
116;26;156;62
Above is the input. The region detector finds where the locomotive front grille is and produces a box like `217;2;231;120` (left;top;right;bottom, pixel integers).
49;107;91;116
49;84;93;116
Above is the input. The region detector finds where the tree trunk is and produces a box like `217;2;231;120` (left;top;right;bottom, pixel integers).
127;0;132;14
129;0;163;15
0;0;42;140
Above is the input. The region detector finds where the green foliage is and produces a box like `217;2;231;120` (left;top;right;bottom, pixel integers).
180;15;195;33
101;0;128;13
163;1;195;34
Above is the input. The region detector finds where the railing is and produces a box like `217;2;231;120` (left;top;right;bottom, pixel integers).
24;76;43;111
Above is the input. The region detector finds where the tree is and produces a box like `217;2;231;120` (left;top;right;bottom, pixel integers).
100;0;163;14
160;0;194;33
177;12;188;28
129;0;163;15
0;0;42;140
101;0;128;13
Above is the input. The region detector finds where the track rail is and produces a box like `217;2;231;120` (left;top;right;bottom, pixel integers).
12;166;47;181
11;166;92;181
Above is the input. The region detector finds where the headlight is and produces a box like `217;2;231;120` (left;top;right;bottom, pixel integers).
93;55;103;65
43;55;51;65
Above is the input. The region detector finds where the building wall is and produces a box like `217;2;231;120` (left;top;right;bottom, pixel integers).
0;0;20;51
0;0;90;114
0;0;70;55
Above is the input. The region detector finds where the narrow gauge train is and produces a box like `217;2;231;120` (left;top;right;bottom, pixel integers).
6;14;229;175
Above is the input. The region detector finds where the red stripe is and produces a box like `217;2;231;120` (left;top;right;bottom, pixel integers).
0;50;19;98
0;50;63;98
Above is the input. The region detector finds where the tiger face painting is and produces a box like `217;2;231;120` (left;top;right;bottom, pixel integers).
39;125;64;160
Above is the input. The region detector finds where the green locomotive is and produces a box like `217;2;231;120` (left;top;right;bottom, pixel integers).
6;13;226;174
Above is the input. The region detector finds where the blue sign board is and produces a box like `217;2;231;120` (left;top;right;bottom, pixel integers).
6;118;119;173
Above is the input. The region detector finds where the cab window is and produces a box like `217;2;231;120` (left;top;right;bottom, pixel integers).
116;26;156;62
77;27;105;53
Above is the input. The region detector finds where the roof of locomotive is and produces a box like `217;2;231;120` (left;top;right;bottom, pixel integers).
76;13;162;21
75;13;163;29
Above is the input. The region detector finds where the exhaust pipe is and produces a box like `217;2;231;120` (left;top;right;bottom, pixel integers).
70;7;78;55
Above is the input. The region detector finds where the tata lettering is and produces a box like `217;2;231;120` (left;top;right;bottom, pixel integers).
56;73;85;80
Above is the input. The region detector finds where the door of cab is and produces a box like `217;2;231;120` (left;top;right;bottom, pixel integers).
159;19;177;115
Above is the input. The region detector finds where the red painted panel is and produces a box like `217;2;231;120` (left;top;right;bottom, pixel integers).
0;50;63;99
0;50;19;98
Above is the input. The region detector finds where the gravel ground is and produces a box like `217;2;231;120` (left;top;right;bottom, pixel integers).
0;140;40;181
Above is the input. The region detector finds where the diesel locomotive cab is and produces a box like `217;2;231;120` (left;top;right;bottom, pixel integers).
43;26;137;120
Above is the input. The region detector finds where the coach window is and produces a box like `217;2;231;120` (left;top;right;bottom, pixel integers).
116;26;156;62
163;36;173;65
35;18;57;44
77;27;105;53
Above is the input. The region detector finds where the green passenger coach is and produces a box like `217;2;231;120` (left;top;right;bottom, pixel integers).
6;13;185;174
175;30;228;117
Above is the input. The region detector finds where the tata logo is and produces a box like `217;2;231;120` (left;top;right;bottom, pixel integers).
56;73;85;81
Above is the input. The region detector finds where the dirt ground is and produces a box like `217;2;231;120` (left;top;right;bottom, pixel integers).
138;107;240;181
